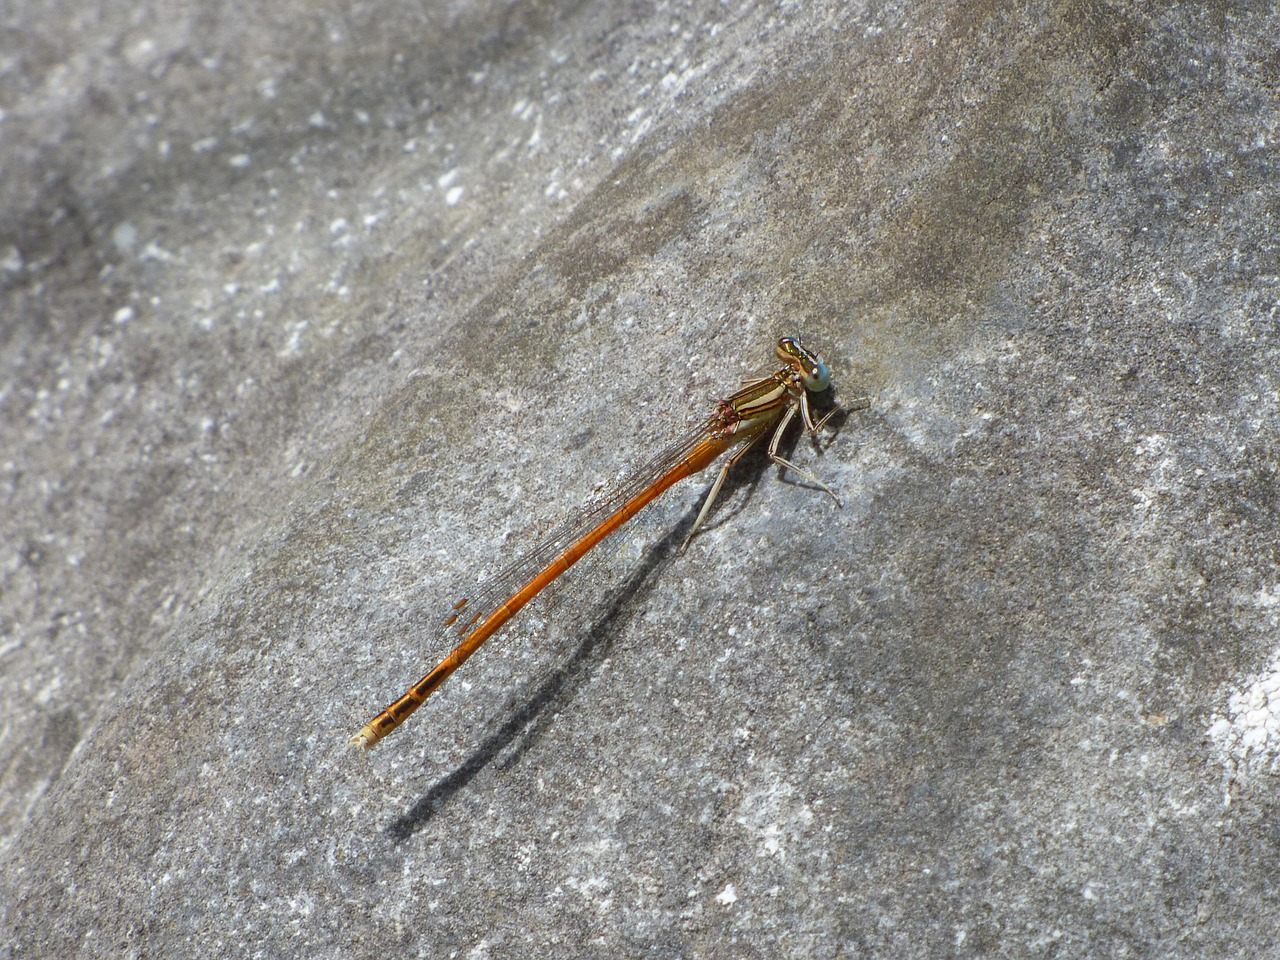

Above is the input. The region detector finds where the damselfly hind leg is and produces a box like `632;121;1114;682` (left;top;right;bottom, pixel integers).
679;431;768;553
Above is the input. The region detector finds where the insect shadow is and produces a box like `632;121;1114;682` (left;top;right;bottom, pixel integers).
386;518;684;841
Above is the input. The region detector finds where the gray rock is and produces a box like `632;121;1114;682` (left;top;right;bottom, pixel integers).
3;0;1279;956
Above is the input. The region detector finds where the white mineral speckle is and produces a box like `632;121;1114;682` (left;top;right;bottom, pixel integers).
1208;647;1280;791
111;222;137;253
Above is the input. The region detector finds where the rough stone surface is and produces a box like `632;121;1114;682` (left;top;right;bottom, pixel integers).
3;0;1279;956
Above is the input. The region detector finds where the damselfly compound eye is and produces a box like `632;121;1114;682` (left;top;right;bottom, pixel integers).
805;358;831;393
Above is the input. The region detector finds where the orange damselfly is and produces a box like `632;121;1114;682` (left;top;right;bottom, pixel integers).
351;336;865;749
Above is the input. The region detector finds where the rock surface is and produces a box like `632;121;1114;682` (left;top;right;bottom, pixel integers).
3;0;1279;956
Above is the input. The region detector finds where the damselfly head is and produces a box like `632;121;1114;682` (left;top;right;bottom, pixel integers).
775;336;832;393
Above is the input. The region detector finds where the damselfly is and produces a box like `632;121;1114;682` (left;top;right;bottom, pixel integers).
352;336;865;749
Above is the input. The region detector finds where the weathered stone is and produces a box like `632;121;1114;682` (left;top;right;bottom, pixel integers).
3;0;1278;956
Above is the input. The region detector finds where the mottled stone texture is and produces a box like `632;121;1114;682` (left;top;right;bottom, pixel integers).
3;0;1279;956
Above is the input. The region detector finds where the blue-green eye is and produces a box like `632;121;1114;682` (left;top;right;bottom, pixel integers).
805;358;831;392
